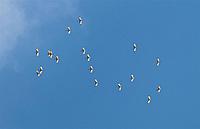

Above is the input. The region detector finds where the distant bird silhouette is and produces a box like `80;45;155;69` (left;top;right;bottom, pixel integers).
133;43;137;53
89;65;94;73
156;85;161;93
117;83;122;91
94;79;98;87
81;48;86;55
36;66;43;77
130;74;135;82
86;54;91;62
78;16;83;25
36;48;39;56
36;70;40;77
156;57;160;66
48;50;53;58
55;56;59;63
66;26;71;34
39;66;43;74
147;95;151;104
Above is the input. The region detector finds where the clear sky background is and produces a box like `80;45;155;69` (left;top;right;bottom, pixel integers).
0;0;200;129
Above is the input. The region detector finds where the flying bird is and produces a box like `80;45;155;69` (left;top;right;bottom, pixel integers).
156;57;160;66
66;26;71;34
94;79;98;87
147;95;151;104
78;16;83;25
130;74;135;82
36;66;43;77
36;48;39;56
48;50;53;58
81;48;86;55
55;56;59;63
133;43;137;53
36;70;40;77
117;83;122;91
86;54;91;62
39;66;43;74
156;85;161;93
89;66;94;73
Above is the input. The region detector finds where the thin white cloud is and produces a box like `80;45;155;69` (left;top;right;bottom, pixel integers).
0;0;79;70
0;0;27;69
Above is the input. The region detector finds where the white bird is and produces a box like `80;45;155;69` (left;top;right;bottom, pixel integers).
130;74;135;82
39;66;43;74
81;48;86;55
36;66;43;77
147;95;151;104
117;83;122;91
36;48;39;56
156;57;160;66
94;79;98;87
86;54;91;62
78;16;83;25
36;70;40;77
66;26;71;34
89;66;94;73
157;85;161;93
55;56;59;63
48;50;53;58
133;43;137;53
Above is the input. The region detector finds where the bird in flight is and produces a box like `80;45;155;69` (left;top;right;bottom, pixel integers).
156;85;161;93
78;16;83;25
36;66;43;77
94;79;98;87
55;56;59;63
81;48;86;55
66;26;71;34
117;83;122;91
89;66;94;73
147;95;151;104
86;54;91;62
36;70;40;77
130;74;135;82
156;57;160;66
36;48;39;56
39;66;43;74
48;50;53;58
133;43;137;53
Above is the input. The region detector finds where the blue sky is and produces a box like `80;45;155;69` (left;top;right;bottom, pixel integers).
0;0;200;129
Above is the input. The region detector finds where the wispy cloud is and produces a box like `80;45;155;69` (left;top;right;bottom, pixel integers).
0;0;79;70
0;0;27;68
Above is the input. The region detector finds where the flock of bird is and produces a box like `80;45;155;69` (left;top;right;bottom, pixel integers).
35;48;59;77
35;16;161;104
81;47;98;87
